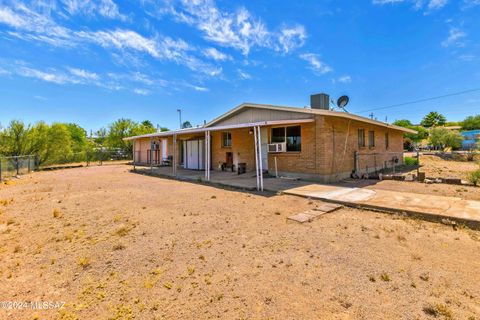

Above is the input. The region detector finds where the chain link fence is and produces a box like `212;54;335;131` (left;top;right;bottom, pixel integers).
0;155;36;181
0;149;130;181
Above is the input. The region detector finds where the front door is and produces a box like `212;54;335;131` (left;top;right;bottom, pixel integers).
260;127;268;170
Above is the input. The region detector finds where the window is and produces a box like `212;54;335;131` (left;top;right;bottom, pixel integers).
358;129;365;148
286;126;301;151
385;132;389;149
270;125;301;152
271;127;285;143
222;132;232;147
368;131;375;148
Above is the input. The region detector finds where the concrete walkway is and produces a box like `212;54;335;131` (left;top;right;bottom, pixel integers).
283;184;480;229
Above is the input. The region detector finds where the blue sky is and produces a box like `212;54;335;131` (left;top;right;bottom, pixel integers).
0;0;479;132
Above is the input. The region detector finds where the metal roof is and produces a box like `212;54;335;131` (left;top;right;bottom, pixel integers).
124;102;417;141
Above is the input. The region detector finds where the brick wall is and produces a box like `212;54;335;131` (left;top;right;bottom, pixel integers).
317;116;404;179
210;128;256;171
266;122;317;174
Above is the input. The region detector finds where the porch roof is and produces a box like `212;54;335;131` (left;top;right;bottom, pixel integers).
123;118;314;141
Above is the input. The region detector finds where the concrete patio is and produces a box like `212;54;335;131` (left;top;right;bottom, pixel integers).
132;165;480;229
133;165;311;192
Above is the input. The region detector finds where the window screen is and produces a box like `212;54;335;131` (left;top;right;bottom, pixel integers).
358;129;365;148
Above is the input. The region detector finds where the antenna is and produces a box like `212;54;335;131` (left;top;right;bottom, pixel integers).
369;113;374;119
336;95;349;112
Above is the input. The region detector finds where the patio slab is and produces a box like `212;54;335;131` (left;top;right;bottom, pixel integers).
284;185;480;229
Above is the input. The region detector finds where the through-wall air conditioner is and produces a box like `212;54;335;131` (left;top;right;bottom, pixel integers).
268;142;286;153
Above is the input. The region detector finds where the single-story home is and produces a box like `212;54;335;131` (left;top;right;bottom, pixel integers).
125;93;416;190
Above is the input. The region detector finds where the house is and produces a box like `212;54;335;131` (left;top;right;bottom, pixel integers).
461;130;480;150
125;93;416;190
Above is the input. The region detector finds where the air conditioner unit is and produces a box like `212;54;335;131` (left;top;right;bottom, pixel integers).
268;142;286;153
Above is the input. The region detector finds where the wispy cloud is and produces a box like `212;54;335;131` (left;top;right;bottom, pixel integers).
335;75;352;83
60;0;127;21
133;88;151;95
300;53;332;74
277;25;306;54
441;27;466;47
372;0;449;11
68;67;99;80
0;4;221;76
237;69;251;80
203;47;231;61
165;0;306;55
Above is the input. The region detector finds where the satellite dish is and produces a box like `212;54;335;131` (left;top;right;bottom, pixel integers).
337;95;349;109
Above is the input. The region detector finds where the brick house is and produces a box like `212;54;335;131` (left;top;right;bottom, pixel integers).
125;94;415;189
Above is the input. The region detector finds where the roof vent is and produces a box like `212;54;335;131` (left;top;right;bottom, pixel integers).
310;93;330;110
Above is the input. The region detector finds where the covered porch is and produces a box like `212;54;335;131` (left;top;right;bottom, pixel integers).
133;165;311;192
128;119;314;191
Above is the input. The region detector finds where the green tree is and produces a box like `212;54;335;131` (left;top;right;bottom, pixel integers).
65;123;87;154
182;121;192;129
105;119;156;155
44;123;73;164
461;115;480;131
1;120;31;156
27;122;50;162
420;111;446;128
393;119;428;149
429;127;463;150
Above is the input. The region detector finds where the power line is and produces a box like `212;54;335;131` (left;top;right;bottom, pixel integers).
356;87;480;114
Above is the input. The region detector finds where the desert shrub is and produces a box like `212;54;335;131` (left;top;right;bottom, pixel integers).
404;156;418;166
467;168;480;186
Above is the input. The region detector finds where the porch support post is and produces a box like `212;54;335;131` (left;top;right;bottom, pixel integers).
133;139;136;170
257;126;263;191
173;134;177;176
205;130;211;181
208;131;211;180
150;137;153;172
253;126;260;191
205;131;208;181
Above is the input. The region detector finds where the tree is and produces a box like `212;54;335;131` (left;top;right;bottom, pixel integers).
420;111;446;128
105;119;156;156
182;121;192;129
429;127;463;150
461;115;480;131
44;123;73;164
1;120;31;156
393;119;428;149
65;123;87;154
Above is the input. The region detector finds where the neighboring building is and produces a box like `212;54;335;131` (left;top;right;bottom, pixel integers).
125;94;415;185
461;130;480;150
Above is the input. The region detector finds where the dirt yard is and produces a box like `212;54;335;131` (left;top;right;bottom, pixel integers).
409;154;479;180
0;165;479;320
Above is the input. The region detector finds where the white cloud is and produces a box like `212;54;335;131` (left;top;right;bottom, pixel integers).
300;53;332;74
277;25;306;54
19;66;78;84
441;27;466;47
372;0;448;10
68;67;99;80
133;88;151;95
167;0;306;55
458;54;475;61
462;0;480;8
337;75;352;83
237;69;251;80
77;29;161;58
203;47;231;61
61;0;126;20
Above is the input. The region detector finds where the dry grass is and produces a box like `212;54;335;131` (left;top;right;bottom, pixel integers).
0;165;479;320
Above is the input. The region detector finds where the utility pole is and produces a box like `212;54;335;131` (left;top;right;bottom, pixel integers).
369;113;374;119
177;109;182;129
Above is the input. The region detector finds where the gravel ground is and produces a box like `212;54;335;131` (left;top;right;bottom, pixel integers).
0;165;479;320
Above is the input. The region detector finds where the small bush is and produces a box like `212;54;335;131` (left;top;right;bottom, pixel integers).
467;169;480;186
52;209;62;218
404;156;419;166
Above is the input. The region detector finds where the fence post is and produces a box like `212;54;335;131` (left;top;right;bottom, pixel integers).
28;155;31;173
15;156;19;176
